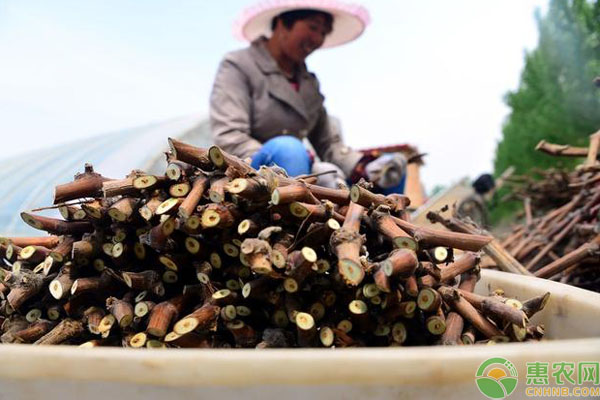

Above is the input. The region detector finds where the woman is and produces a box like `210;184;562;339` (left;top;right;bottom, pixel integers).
210;1;408;193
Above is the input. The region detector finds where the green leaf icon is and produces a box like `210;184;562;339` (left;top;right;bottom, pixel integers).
499;377;518;396
476;377;506;399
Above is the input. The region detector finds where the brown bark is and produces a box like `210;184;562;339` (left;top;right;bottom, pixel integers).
350;185;410;212
586;131;600;167
330;202;366;286
426;211;530;275
71;236;99;263
168;138;213;170
19;245;52;264
457;289;528;327
289;201;345;224
81;199;107;220
271;184;316;206
139;217;176;250
21;212;92;235
285;247;317;289
419;261;441;282
166;159;196;181
147;295;187;337
209;289;238;307
201;203;238;229
14;320;55;343
534;241;599;279
305;183;350;205
1;236;60;249
242;277;271;300
501;228;524;250
164;331;212;348
227;320;258;348
208;176;229;203
138;196;164;221
48;236;75;263
34;318;84;345
83;306;105;334
240;238;273;275
102;176;139;198
227;176;273;202
521;292;551;319
208;145;255;178
173;303;220;335
524;197;533;227
178;175;209;219
370;207;417;250
526;213;583;270
106;297;134;328
295;312;317;347
382;248;419;279
440;312;464;345
6;271;44;310
404;275;419;297
49;263;76;300
271;233;294;269
70;272;111;296
458;271;479;293
53;164;111;204
122;270;162;294
297;219;340;249
535;140;589;157
438;286;503;339
0;137;555;348
439;252;480;283
393;215;492;252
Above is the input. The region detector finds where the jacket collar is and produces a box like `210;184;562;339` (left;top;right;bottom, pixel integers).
250;36;311;79
250;37;315;121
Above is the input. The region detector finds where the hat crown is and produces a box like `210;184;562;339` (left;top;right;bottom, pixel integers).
233;0;370;49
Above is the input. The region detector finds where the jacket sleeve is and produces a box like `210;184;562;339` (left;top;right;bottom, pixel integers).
209;57;263;159
307;107;363;177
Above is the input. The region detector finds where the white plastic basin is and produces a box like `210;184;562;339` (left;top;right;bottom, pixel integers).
0;269;599;400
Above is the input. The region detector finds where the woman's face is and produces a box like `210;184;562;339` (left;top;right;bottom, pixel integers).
279;14;331;63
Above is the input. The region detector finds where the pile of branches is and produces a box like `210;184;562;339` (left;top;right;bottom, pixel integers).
502;168;575;210
495;132;600;292
0;139;549;348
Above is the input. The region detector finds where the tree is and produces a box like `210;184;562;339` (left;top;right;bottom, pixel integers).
491;0;600;222
494;0;600;176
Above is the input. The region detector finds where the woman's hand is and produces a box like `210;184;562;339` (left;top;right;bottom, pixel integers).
365;153;408;189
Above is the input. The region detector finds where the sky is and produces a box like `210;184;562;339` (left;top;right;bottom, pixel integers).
0;0;549;192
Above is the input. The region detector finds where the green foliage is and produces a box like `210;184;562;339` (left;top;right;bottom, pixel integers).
492;0;600;223
488;188;521;225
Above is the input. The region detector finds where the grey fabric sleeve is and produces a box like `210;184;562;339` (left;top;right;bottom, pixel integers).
308;108;363;177
209;58;263;159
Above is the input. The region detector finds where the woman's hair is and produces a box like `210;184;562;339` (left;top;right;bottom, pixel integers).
271;9;333;32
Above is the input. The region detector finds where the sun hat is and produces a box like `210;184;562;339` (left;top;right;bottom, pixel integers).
233;0;370;48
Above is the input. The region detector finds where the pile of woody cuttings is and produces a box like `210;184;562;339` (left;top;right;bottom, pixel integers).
493;131;600;293
0;139;550;348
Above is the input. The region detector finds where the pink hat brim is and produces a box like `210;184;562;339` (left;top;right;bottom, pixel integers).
233;0;370;48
